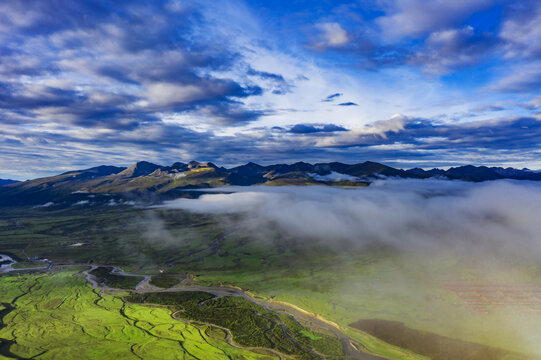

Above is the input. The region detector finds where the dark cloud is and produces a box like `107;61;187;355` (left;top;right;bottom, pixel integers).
2;114;540;179
410;26;499;75
289;124;347;134
338;102;358;106
0;0;265;129
1;0;540;178
247;68;293;95
0;83;81;109
470;105;506;112
247;68;286;82
322;93;342;102
500;2;541;60
306;26;412;69
320;116;541;154
190;102;267;126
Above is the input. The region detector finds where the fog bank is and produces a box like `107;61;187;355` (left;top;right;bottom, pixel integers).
158;179;541;257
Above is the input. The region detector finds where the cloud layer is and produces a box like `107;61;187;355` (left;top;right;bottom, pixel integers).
1;0;541;179
158;180;541;259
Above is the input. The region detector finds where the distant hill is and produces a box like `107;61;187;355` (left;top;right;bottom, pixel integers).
405;165;541;182
0;179;18;186
0;160;539;206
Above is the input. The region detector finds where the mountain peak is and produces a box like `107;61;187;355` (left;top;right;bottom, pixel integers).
118;161;162;177
187;160;200;169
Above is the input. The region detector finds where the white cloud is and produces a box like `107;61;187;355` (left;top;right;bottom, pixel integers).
308;171;359;182
500;8;541;59
314;22;350;48
315;114;409;147
488;63;541;93
157;180;541;259
411;26;493;75
376;0;494;41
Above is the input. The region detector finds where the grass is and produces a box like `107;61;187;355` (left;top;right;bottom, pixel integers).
125;292;344;359
0;269;278;360
171;233;541;359
0;205;223;271
149;274;182;288
89;267;142;289
11;262;46;269
2;205;541;359
350;319;532;360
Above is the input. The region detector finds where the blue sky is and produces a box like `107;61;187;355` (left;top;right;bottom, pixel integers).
1;0;540;179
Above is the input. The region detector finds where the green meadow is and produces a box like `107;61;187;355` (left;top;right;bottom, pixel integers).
1;205;540;359
0;269;279;360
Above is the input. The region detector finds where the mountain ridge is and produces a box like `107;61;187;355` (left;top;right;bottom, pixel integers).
0;179;18;187
1;160;539;206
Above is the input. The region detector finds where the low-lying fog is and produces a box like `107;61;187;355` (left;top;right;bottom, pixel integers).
155;179;541;355
157;179;541;259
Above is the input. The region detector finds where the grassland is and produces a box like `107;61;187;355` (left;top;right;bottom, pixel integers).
125;292;344;359
89;266;143;289
0;205;223;271
149;274;183;288
0;269;281;359
1;205;541;359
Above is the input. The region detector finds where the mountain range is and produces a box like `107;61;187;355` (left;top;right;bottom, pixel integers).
1;160;540;206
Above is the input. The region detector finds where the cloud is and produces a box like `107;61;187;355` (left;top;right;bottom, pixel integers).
308;172;358;182
375;0;495;41
488;64;541;93
191;102;267;126
316;114;409;147
411;26;498;75
337;102;358;106
311;22;351;49
157;180;541;260
470;104;506;112
289;124;347;134
521;95;541;110
2;109;540;180
322;93;343;102
0;1;265;129
154;172;541;356
500;5;541;59
319;114;541;156
1;0;541;178
246;68;293;95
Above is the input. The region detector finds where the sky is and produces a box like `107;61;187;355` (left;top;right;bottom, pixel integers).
1;0;541;179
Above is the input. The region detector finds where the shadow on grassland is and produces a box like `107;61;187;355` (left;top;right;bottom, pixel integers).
350;319;539;360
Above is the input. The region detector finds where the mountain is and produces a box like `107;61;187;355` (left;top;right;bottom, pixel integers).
405;168;446;177
117;161;161;177
341;161;407;177
0;160;539;206
61;165;126;179
406;166;541;182
445;165;503;182
0;179;18;186
227;162;268;185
